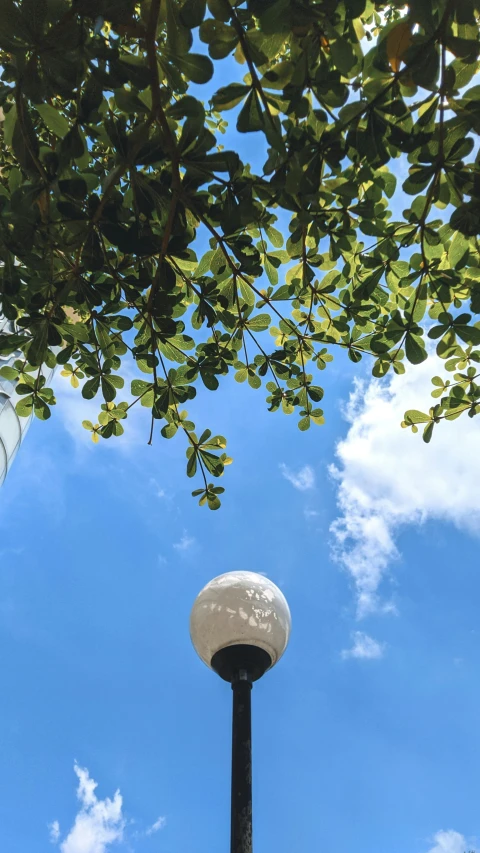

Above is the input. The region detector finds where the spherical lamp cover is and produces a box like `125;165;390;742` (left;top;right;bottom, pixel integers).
190;571;291;674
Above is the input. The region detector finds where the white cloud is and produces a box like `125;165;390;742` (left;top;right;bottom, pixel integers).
173;530;195;551
341;631;385;660
330;359;480;617
49;821;60;844
146;816;167;835
426;829;477;853
280;463;315;491
50;764;167;851
58;763;125;853
304;508;320;519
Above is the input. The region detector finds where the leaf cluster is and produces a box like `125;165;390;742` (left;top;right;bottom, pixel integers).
0;0;479;504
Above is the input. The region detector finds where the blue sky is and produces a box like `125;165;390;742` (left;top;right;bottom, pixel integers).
1;26;480;853
1;341;480;853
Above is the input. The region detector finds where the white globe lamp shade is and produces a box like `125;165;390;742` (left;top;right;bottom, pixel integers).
190;571;291;682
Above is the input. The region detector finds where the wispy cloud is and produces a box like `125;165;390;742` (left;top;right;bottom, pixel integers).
53;763;125;853
0;546;24;558
173;530;195;551
330;359;480;618
146;816;167;836
280;463;315;491
149;477;165;498
48;821;60;844
341;631;385;660
426;829;477;853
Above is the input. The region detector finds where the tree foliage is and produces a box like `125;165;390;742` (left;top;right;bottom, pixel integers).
0;0;479;507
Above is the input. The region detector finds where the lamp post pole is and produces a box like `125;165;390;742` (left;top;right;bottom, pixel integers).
231;671;253;853
190;572;291;853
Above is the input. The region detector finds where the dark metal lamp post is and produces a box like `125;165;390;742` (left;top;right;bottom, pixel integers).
190;571;291;853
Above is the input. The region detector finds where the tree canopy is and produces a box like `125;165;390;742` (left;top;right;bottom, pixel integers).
0;0;479;507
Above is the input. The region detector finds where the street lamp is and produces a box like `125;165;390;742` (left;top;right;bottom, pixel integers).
190;571;291;853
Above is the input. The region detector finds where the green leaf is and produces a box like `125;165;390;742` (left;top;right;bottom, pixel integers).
246;313;271;332
403;409;431;425
60;125;85;163
28;324;49;366
422;422;434;443
405;333;427;365
164;0;190;54
82;377;100;399
455;324;480;346
207;495;221;510
235;368;247;382
0;334;26;357
34;397;51;420
212;84;249;111
0;0;31;48
180;0;207;27
36;103;70;138
200;19;238;58
96;322;114;356
15;395;33;418
450;203;480;237
101;376;118;402
187;450;198;477
448;56;478;89
161;423;177;439
131;379;152;396
207;0;230;21
108;374;124;389
330;37;358;76
238;278;255;307
0;366;18;380
21;0;47;37
171;52;214;84
265;226;283;248
59;178;88;200
237;90;264;133
3;104;17;148
448;232;469;269
411;282;428;323
81;230;104;271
